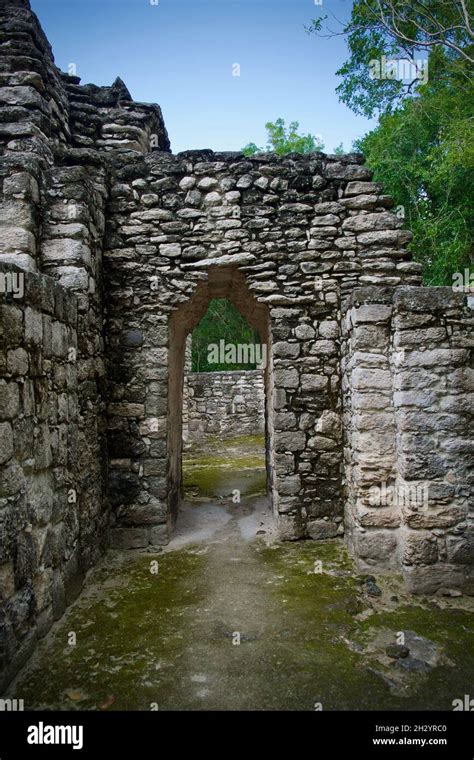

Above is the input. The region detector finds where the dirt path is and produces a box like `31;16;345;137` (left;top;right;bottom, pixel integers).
9;493;474;711
163;498;283;710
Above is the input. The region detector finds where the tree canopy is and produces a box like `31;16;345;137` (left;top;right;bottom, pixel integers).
191;299;261;373
308;0;474;284
243;118;324;156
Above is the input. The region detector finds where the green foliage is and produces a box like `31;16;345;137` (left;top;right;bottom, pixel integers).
354;49;473;284
308;1;474;285
243;118;324;156
309;0;474;118
191;299;261;372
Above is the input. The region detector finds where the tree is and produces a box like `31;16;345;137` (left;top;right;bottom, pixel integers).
355;49;473;284
243;118;324;156
308;0;474;284
308;0;474;118
191;299;261;372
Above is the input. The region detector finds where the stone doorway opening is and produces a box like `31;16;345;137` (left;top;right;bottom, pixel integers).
167;266;275;535
182;298;266;504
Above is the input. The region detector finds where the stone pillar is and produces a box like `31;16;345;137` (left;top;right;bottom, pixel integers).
342;287;400;570
271;281;344;540
392;287;473;593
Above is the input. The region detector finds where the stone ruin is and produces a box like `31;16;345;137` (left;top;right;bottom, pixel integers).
182;334;265;442
184;370;265;443
0;0;472;689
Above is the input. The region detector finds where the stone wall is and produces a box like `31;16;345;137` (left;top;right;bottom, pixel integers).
0;0;473;692
0;264;87;688
0;0;112;690
103;146;425;548
342;286;474;594
184;370;265;441
0;0;113;577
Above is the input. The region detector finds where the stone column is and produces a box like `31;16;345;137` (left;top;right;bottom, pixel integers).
392;287;473;593
342;287;400;570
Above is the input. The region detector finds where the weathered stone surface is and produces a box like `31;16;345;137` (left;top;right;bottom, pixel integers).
275;431;306;453
307;519;338;540
357;530;399;568
0;0;472;696
402;532;438;565
0;422;13;464
184;369;265;442
403;564;465;595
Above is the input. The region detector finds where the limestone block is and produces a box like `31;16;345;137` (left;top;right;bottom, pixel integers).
0;227;36;256
295;324;315;340
7;347;28;375
300;374;327;391
308;435;336;451
197;177;218;190
343;211;401;233
446;536;474;565
352;325;387;351
0;422;13;464
278;474;301;495
42;239;90;265
357;230;411;246
278;513;305;540
274;411;297;430
0;381;20;419
55;266;89;290
403;349;468;368
307;519;338;540
159;243;181;257
344;181;382;196
0;86;44;109
273;341;300;359
275;431;306;452
24;306;43;345
274;368;299;388
403;564;464;594
351;304;392;324
357;529;398;567
179;176;196;190
402;531;438;565
1;304;23;347
352;368;392;391
325;163;371;180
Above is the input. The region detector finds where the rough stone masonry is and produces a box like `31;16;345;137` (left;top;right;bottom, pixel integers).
0;0;472;689
184;370;265;442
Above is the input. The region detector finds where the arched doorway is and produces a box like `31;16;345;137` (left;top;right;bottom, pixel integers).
167;265;275;531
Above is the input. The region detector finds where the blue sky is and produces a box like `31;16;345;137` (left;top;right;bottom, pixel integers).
31;0;376;154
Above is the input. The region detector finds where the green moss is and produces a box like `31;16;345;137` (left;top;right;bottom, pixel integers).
12;532;474;711
15;549;208;711
185;455;264;469
183;434;266;500
15;541;373;710
184;464;267;500
351;602;474;709
252;540;474;710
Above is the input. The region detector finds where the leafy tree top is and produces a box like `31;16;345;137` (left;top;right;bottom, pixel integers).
307;0;473;117
243;118;324;156
191;299;261;372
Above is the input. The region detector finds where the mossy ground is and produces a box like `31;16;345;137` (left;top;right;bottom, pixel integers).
182;434;267;500
10;437;474;711
12;538;474;711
